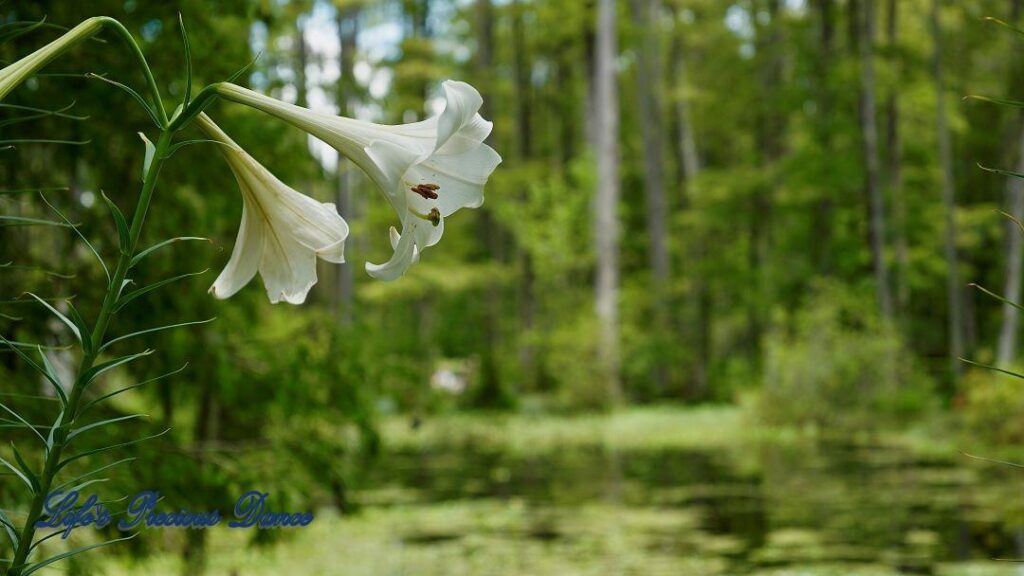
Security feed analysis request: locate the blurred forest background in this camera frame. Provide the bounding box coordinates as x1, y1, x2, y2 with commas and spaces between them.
6, 0, 1024, 574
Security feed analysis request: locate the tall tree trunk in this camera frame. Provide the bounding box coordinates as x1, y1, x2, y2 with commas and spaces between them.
669, 11, 709, 400
631, 0, 670, 395
295, 17, 308, 108
886, 0, 909, 314
931, 0, 964, 379
512, 0, 533, 158
812, 0, 834, 273
475, 0, 510, 404
749, 0, 786, 366
334, 7, 360, 325
997, 127, 1024, 366
506, 0, 536, 391
997, 0, 1024, 366
859, 0, 893, 318
595, 0, 622, 404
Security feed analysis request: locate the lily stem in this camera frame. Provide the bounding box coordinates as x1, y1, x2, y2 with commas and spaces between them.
97, 17, 168, 127
6, 129, 173, 575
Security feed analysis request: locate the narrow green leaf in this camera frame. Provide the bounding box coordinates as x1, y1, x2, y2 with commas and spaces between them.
179, 13, 193, 108
0, 102, 86, 120
56, 430, 169, 473
983, 16, 1024, 39
164, 138, 232, 158
960, 357, 1024, 380
81, 350, 154, 388
227, 50, 263, 84
86, 73, 160, 127
0, 138, 91, 147
52, 457, 135, 493
81, 363, 188, 416
10, 443, 39, 493
964, 94, 1024, 108
28, 528, 66, 552
0, 215, 71, 227
0, 186, 70, 196
68, 414, 147, 443
0, 335, 61, 394
0, 392, 60, 401
115, 269, 209, 312
45, 409, 64, 452
38, 347, 69, 407
38, 193, 110, 283
101, 191, 130, 255
969, 283, 1024, 314
0, 455, 34, 492
0, 508, 18, 548
0, 101, 86, 129
65, 302, 93, 354
0, 16, 46, 44
999, 209, 1024, 236
25, 292, 80, 343
22, 534, 135, 575
131, 237, 210, 268
0, 401, 46, 445
100, 318, 215, 352
138, 132, 157, 181
979, 163, 1024, 180
0, 341, 68, 351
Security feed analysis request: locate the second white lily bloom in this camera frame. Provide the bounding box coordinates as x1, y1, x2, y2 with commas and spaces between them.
216, 80, 501, 280
196, 113, 349, 304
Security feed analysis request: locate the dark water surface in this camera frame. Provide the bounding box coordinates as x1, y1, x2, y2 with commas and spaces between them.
363, 431, 1024, 574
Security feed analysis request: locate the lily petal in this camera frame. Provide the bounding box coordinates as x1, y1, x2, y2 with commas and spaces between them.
210, 201, 263, 300
217, 79, 501, 281
197, 113, 349, 304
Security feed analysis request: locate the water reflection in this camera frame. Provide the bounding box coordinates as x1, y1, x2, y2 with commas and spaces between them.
363, 434, 1024, 574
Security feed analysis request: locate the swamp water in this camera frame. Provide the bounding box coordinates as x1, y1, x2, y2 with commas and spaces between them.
108, 408, 1024, 575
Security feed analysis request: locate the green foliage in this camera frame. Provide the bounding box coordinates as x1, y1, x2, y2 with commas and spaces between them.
959, 366, 1024, 445
757, 282, 935, 429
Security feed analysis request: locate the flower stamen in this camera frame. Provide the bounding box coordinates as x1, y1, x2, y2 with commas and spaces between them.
410, 207, 442, 227
410, 183, 440, 200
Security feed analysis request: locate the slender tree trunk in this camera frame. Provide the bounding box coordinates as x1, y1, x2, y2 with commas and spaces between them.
931, 0, 964, 379
848, 0, 861, 53
334, 7, 359, 325
595, 0, 622, 404
859, 0, 893, 318
295, 17, 308, 108
812, 0, 834, 273
886, 0, 909, 314
749, 0, 785, 365
512, 0, 533, 158
998, 135, 1024, 367
669, 11, 709, 400
631, 0, 670, 395
474, 0, 510, 403
997, 0, 1024, 366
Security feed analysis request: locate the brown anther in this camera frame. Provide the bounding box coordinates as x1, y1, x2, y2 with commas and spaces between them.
411, 183, 440, 200
428, 208, 441, 226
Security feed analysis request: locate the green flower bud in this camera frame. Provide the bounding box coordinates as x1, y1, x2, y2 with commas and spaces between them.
0, 17, 105, 101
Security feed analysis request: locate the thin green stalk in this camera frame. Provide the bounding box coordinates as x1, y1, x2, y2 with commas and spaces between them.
96, 17, 168, 127
6, 130, 173, 576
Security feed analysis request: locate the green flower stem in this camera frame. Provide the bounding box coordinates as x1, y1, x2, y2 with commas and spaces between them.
96, 17, 168, 127
0, 17, 166, 128
168, 82, 221, 131
6, 129, 173, 576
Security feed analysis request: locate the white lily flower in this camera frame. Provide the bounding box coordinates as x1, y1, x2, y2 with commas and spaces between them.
216, 80, 501, 280
195, 113, 349, 304
0, 17, 104, 101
